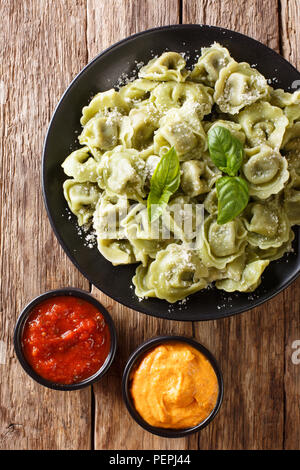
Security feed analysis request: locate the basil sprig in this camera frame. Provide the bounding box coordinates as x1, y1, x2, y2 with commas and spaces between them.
147, 147, 180, 223
207, 125, 249, 224
208, 125, 244, 176
216, 176, 249, 225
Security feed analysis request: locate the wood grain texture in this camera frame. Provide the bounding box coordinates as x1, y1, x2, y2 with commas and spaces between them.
1, 0, 299, 451
280, 0, 300, 450
86, 0, 197, 450
280, 0, 300, 69
183, 0, 287, 450
87, 0, 179, 57
0, 0, 91, 450
183, 0, 279, 51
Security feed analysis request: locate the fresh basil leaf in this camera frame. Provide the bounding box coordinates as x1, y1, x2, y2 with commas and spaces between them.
216, 176, 249, 224
147, 147, 180, 222
208, 125, 244, 176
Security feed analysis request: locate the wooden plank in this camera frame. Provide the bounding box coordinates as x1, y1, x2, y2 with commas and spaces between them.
87, 0, 179, 55
0, 0, 91, 450
280, 0, 300, 68
283, 281, 300, 450
183, 0, 279, 51
280, 0, 300, 450
86, 0, 197, 450
183, 0, 286, 450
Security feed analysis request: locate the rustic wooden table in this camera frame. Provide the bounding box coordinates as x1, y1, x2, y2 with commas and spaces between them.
1, 0, 299, 451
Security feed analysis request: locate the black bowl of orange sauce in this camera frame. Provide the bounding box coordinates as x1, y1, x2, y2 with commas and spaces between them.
13, 288, 117, 390
122, 336, 223, 437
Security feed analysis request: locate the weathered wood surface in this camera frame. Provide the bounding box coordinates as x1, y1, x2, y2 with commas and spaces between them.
0, 0, 91, 450
0, 0, 299, 450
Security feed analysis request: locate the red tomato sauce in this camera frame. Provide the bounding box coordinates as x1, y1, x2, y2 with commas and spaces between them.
22, 296, 111, 384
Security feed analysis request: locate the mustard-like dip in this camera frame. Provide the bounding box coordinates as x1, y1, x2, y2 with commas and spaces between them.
130, 341, 219, 429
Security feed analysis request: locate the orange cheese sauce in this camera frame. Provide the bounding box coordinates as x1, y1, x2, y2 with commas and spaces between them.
130, 341, 219, 429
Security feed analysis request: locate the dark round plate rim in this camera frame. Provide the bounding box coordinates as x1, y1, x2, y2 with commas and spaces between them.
42, 23, 300, 322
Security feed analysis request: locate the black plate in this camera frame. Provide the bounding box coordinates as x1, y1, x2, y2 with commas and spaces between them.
42, 24, 300, 321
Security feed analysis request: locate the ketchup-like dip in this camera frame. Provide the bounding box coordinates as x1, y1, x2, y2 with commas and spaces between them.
22, 296, 111, 384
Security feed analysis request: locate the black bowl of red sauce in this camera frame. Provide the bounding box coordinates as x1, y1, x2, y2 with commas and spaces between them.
13, 288, 117, 390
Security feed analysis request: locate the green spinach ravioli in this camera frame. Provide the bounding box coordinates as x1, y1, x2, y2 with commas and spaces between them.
62, 43, 300, 303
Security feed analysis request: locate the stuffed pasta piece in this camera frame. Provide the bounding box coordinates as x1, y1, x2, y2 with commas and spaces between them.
133, 244, 210, 303
243, 198, 291, 250
97, 146, 146, 202
180, 157, 221, 197
237, 101, 289, 149
61, 147, 98, 182
216, 259, 270, 292
126, 101, 160, 150
150, 81, 213, 116
79, 112, 122, 155
241, 144, 289, 199
119, 78, 160, 104
93, 193, 137, 265
154, 100, 207, 159
63, 180, 100, 226
214, 61, 268, 114
189, 43, 234, 86
139, 52, 189, 82
269, 87, 300, 126
198, 214, 248, 270
121, 202, 173, 266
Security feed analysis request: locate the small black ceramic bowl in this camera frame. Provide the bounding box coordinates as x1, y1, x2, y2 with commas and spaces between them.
43, 24, 300, 322
122, 335, 223, 438
13, 287, 117, 391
